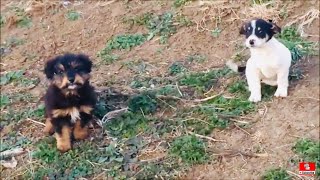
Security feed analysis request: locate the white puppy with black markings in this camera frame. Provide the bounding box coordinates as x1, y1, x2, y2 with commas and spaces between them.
227, 18, 292, 102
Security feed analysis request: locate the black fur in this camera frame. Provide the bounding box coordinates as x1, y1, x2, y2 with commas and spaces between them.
44, 53, 92, 80
239, 18, 281, 42
44, 53, 96, 141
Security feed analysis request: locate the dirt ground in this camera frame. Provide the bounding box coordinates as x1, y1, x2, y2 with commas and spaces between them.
0, 0, 319, 179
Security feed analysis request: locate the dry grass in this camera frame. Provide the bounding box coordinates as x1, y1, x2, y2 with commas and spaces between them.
285, 8, 320, 37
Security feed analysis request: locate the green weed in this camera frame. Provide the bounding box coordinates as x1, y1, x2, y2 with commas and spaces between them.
170, 135, 207, 164
206, 95, 255, 116
135, 158, 181, 179
104, 111, 150, 138
0, 70, 24, 85
123, 12, 153, 27
262, 168, 291, 180
146, 12, 176, 43
179, 68, 231, 92
98, 34, 146, 63
168, 62, 187, 75
278, 27, 317, 63
128, 92, 158, 114
107, 34, 146, 51
211, 28, 222, 38
228, 79, 249, 96
30, 140, 117, 179
293, 139, 320, 176
0, 15, 4, 27
0, 133, 32, 152
251, 0, 272, 5
176, 14, 194, 27
0, 104, 44, 126
186, 54, 206, 63
0, 94, 10, 109
174, 0, 192, 8
66, 10, 81, 21
12, 7, 32, 28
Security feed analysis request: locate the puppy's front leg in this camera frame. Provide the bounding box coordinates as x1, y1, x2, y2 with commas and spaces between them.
246, 68, 262, 102
274, 69, 289, 97
55, 125, 72, 152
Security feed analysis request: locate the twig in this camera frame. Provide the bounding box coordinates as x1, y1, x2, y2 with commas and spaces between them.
0, 148, 25, 159
26, 118, 45, 126
182, 118, 213, 126
211, 150, 269, 158
217, 114, 250, 124
229, 118, 250, 124
156, 96, 177, 111
175, 82, 183, 97
187, 131, 225, 142
286, 170, 304, 180
193, 92, 222, 103
100, 108, 128, 124
156, 95, 183, 101
234, 124, 251, 136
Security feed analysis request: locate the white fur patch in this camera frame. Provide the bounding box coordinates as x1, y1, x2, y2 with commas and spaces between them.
69, 107, 80, 123
245, 37, 292, 102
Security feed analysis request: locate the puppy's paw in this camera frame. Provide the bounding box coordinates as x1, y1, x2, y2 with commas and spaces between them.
73, 127, 88, 140
274, 88, 287, 97
57, 141, 71, 153
43, 118, 54, 135
43, 126, 54, 136
249, 93, 261, 102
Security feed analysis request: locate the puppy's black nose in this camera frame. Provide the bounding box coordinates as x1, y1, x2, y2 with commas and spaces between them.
249, 39, 255, 45
68, 77, 75, 83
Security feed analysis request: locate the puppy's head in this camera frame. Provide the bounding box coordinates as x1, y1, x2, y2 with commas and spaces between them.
44, 53, 92, 91
239, 19, 281, 48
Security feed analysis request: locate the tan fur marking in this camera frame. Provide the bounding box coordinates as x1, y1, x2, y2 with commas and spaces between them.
52, 107, 80, 123
55, 126, 71, 152
70, 61, 80, 68
59, 76, 69, 88
43, 118, 54, 135
80, 105, 93, 114
57, 64, 65, 71
74, 74, 84, 85
64, 90, 79, 96
73, 121, 88, 140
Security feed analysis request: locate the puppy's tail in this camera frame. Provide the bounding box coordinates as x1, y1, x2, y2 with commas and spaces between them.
226, 60, 246, 73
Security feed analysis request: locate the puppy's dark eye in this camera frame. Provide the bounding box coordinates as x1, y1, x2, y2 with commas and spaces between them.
55, 70, 63, 75
74, 67, 82, 72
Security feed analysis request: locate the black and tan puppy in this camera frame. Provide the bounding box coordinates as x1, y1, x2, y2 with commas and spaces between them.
43, 53, 96, 152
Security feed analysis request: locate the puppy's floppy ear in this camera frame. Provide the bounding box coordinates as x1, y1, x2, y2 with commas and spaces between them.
77, 54, 92, 73
239, 23, 246, 35
268, 20, 281, 34
271, 24, 281, 34
44, 58, 58, 79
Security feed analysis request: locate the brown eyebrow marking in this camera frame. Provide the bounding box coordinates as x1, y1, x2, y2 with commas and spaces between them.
70, 61, 80, 68
57, 64, 65, 71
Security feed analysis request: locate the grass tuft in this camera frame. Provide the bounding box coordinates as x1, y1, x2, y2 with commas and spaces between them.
66, 10, 81, 21
98, 34, 146, 63
179, 68, 231, 92
128, 92, 158, 114
170, 135, 207, 164
262, 168, 291, 180
174, 0, 192, 8
146, 12, 177, 43
292, 139, 320, 176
